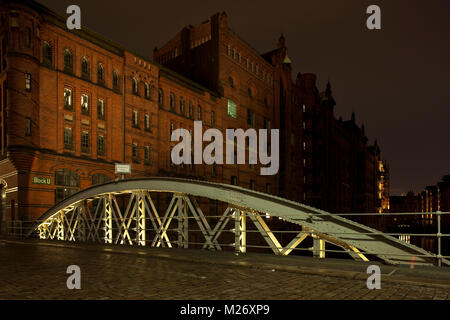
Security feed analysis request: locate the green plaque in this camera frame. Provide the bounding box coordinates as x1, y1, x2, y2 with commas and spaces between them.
33, 177, 52, 185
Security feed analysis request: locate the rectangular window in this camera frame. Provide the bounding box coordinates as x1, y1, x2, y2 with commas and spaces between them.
228, 100, 237, 118
247, 109, 255, 127
250, 180, 255, 190
189, 101, 193, 119
180, 97, 185, 115
145, 114, 151, 131
291, 133, 295, 145
81, 131, 90, 153
132, 110, 139, 128
64, 127, 73, 150
144, 145, 151, 164
97, 99, 105, 120
25, 73, 31, 91
81, 94, 89, 115
231, 176, 237, 186
197, 105, 202, 120
211, 111, 215, 126
97, 135, 105, 156
26, 117, 31, 136
64, 88, 73, 110
264, 118, 271, 130
132, 143, 138, 159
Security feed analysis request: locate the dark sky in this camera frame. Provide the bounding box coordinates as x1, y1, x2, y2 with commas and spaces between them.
37, 0, 450, 195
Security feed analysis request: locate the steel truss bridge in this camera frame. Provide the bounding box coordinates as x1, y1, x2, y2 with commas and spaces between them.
27, 178, 449, 266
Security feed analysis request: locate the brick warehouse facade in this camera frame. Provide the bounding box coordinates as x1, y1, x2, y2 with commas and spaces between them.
0, 0, 389, 227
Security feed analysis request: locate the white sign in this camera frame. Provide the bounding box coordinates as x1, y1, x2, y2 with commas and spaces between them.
115, 163, 131, 175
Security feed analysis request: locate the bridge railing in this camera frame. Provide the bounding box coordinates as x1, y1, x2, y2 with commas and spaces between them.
4, 220, 35, 239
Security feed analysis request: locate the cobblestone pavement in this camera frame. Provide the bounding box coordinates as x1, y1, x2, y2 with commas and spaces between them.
0, 240, 449, 300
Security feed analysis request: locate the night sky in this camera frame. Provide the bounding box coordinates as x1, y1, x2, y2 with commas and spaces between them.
37, 0, 450, 195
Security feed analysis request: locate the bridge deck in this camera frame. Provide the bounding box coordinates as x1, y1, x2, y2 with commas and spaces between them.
1, 238, 449, 300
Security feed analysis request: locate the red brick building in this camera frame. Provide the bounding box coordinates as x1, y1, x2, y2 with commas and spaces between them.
0, 0, 388, 228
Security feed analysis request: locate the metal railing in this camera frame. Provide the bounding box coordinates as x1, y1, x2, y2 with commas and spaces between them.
5, 221, 35, 238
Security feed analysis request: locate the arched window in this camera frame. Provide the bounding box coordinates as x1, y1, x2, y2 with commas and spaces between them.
54, 169, 80, 204
132, 78, 138, 95
97, 63, 104, 83
113, 70, 119, 91
42, 42, 52, 67
81, 57, 89, 79
248, 88, 253, 99
92, 173, 112, 186
170, 93, 175, 110
158, 89, 164, 106
64, 49, 73, 72
228, 76, 234, 88
144, 82, 150, 99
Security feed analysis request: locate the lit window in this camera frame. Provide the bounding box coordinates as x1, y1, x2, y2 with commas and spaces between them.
81, 57, 89, 79
81, 94, 89, 115
303, 104, 306, 113
132, 110, 139, 128
97, 99, 105, 120
132, 78, 138, 95
25, 73, 31, 91
145, 114, 151, 131
145, 83, 150, 99
228, 100, 237, 118
64, 88, 72, 110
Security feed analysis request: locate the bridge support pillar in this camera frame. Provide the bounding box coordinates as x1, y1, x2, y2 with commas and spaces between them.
313, 235, 325, 259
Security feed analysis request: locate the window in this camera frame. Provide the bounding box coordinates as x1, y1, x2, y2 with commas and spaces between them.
197, 105, 202, 120
228, 100, 237, 118
303, 104, 306, 113
24, 27, 31, 48
132, 78, 138, 95
64, 127, 73, 150
291, 133, 295, 145
238, 53, 241, 64
132, 110, 139, 128
113, 70, 119, 91
227, 45, 231, 56
97, 99, 105, 120
144, 145, 152, 164
97, 135, 105, 156
250, 180, 255, 190
228, 76, 234, 88
25, 73, 31, 91
264, 97, 269, 108
81, 94, 89, 115
232, 49, 236, 60
231, 176, 237, 186
248, 88, 253, 99
92, 174, 111, 186
211, 111, 215, 126
180, 97, 185, 115
81, 57, 89, 79
170, 93, 175, 110
246, 58, 249, 70
97, 63, 104, 84
81, 131, 90, 153
303, 141, 307, 151
170, 122, 174, 136
145, 83, 150, 99
266, 183, 271, 194
264, 118, 271, 130
26, 118, 31, 136
158, 89, 164, 106
64, 49, 73, 72
145, 114, 151, 131
189, 101, 193, 118
247, 109, 255, 127
42, 42, 52, 67
132, 143, 138, 159
64, 88, 73, 110
55, 169, 79, 204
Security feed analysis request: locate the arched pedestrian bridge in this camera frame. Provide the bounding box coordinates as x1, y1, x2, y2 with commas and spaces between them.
27, 177, 449, 267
